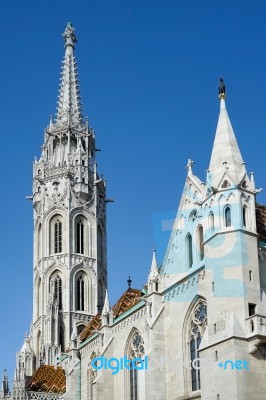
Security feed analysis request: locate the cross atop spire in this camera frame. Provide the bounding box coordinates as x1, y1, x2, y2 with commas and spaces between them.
55, 22, 84, 128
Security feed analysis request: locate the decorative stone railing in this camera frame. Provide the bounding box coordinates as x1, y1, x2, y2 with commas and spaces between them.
27, 392, 63, 400
246, 314, 266, 337
71, 311, 92, 323
37, 254, 95, 272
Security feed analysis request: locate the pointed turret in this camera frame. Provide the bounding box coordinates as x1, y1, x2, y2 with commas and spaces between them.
149, 249, 158, 279
102, 289, 110, 316
148, 250, 160, 294
55, 22, 83, 127
1, 370, 9, 397
209, 79, 246, 188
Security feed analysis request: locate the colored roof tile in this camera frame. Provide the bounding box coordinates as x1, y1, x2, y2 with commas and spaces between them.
27, 365, 66, 393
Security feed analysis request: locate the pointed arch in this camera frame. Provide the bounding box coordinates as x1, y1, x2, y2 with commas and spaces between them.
49, 271, 63, 310
77, 324, 86, 335
125, 328, 145, 400
224, 205, 231, 227
209, 212, 214, 233
76, 272, 85, 311
189, 210, 197, 222
76, 217, 85, 254
218, 193, 226, 204
50, 214, 63, 254
186, 233, 193, 268
196, 225, 204, 261
227, 192, 236, 202
71, 265, 94, 314
183, 296, 207, 393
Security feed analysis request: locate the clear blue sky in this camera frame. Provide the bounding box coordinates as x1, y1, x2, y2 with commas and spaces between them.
1, 0, 266, 382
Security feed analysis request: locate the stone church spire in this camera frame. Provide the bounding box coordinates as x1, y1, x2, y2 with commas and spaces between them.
209, 79, 246, 187
11, 23, 109, 381
56, 22, 83, 127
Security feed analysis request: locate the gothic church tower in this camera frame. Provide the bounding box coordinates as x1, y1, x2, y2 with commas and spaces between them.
14, 23, 107, 386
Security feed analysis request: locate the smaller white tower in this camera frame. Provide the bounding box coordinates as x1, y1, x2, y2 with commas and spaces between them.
0, 370, 10, 399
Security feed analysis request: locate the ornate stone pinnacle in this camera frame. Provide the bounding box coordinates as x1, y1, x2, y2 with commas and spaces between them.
219, 78, 226, 100
62, 22, 77, 48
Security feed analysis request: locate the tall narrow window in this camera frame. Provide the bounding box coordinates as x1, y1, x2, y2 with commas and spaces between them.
188, 300, 207, 392
54, 275, 62, 310
50, 215, 63, 254
127, 331, 145, 400
76, 220, 84, 254
225, 206, 231, 227
190, 334, 201, 391
76, 275, 85, 311
130, 367, 138, 400
187, 234, 193, 268
197, 225, 204, 261
243, 206, 247, 227
209, 212, 214, 233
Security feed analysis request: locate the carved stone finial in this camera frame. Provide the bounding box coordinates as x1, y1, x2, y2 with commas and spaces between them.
62, 22, 77, 48
219, 78, 226, 99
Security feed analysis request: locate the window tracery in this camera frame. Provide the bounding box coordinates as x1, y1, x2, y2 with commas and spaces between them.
188, 300, 207, 392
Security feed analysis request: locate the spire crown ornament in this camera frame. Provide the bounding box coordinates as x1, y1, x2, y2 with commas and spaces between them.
219, 78, 226, 100
62, 22, 77, 50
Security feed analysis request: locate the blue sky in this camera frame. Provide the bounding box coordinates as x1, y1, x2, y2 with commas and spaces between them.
1, 0, 266, 382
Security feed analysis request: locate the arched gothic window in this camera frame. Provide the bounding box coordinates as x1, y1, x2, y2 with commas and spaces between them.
50, 215, 63, 254
197, 225, 204, 261
224, 206, 231, 227
188, 300, 207, 392
186, 234, 193, 268
77, 324, 86, 335
76, 219, 84, 254
127, 331, 145, 400
209, 212, 214, 233
50, 273, 63, 310
76, 274, 85, 311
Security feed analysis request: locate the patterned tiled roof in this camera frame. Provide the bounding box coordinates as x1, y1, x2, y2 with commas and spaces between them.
256, 204, 266, 242
112, 288, 142, 318
79, 312, 102, 342
27, 365, 66, 393
79, 288, 142, 342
